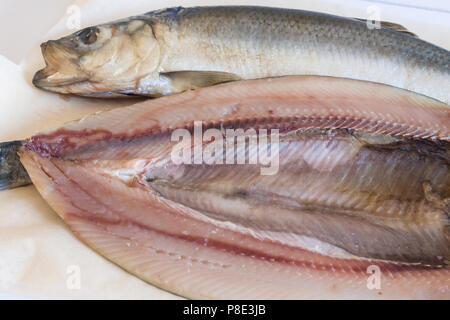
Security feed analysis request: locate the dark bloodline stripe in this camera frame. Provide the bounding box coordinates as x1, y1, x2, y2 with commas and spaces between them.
66, 210, 449, 275
26, 115, 446, 158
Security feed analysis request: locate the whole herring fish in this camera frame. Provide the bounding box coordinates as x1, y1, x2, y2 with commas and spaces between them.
33, 6, 450, 103
16, 76, 450, 299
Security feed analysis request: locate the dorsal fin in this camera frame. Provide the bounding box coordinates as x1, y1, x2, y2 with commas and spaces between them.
354, 18, 418, 37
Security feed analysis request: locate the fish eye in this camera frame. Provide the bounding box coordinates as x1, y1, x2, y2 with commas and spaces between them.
78, 27, 99, 45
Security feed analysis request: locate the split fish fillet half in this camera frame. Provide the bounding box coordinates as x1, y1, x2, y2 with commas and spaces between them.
19, 76, 449, 299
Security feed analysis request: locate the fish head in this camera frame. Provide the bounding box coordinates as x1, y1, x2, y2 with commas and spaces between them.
33, 20, 161, 97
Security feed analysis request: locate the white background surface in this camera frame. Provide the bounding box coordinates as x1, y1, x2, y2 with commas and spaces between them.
0, 0, 449, 299
0, 0, 75, 64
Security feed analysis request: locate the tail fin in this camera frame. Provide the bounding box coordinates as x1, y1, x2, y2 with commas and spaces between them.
0, 140, 31, 190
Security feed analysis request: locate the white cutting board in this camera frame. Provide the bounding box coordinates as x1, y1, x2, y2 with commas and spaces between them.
0, 0, 449, 299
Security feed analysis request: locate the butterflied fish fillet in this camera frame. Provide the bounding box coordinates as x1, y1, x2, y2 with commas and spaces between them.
19, 76, 449, 299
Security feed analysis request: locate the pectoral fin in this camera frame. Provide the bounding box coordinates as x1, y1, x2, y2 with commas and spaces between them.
160, 71, 241, 92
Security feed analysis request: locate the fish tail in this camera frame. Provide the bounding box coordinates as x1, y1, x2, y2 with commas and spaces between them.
0, 140, 31, 190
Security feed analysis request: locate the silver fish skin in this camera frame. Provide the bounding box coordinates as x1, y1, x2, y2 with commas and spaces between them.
33, 6, 450, 103
0, 141, 31, 190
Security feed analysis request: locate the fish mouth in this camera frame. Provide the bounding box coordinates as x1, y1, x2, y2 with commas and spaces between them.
32, 41, 89, 91
32, 68, 89, 89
